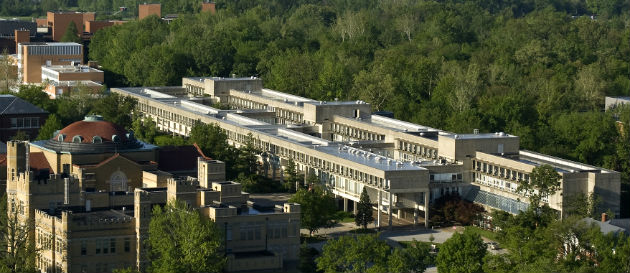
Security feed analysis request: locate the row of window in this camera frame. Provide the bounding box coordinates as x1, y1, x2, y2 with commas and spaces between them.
331, 123, 385, 141
10, 117, 39, 129
398, 140, 437, 159
472, 160, 530, 182
81, 237, 131, 256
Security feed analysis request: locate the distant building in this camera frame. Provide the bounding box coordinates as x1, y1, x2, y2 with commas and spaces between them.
139, 3, 162, 20
46, 11, 95, 42
201, 2, 217, 14
113, 76, 622, 227
17, 42, 83, 84
6, 115, 300, 273
0, 94, 48, 141
0, 20, 36, 54
41, 64, 104, 98
605, 96, 630, 111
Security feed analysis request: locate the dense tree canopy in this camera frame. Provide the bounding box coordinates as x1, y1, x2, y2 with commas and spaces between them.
148, 201, 225, 273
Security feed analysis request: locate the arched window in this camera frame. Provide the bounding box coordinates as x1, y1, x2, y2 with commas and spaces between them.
112, 135, 120, 143
72, 135, 83, 143
126, 130, 134, 140
109, 170, 128, 192
92, 136, 102, 144
57, 134, 65, 142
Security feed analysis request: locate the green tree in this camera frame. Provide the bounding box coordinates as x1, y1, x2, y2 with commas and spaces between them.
517, 164, 561, 208
14, 85, 56, 113
316, 234, 389, 273
284, 159, 301, 193
235, 133, 260, 175
60, 21, 82, 43
35, 114, 62, 140
299, 243, 319, 273
10, 131, 29, 141
91, 93, 137, 129
388, 240, 431, 273
355, 187, 374, 229
436, 230, 487, 273
148, 200, 225, 273
0, 194, 38, 273
0, 49, 17, 92
289, 186, 340, 236
131, 115, 158, 143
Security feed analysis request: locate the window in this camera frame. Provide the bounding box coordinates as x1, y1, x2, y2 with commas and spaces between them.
124, 238, 130, 253
95, 240, 101, 254
110, 238, 116, 254
81, 240, 87, 256
9, 117, 39, 129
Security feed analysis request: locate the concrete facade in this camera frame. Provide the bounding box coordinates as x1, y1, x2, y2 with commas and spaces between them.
17, 42, 83, 84
113, 76, 621, 222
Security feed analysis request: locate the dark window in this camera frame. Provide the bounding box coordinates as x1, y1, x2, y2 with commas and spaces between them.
124, 238, 130, 253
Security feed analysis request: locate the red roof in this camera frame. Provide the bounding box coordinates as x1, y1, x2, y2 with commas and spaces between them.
55, 120, 128, 143
29, 152, 52, 172
157, 144, 210, 173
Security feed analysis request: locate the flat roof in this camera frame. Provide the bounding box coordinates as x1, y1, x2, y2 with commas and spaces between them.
314, 145, 426, 171
42, 65, 103, 73
443, 132, 517, 140
185, 76, 260, 82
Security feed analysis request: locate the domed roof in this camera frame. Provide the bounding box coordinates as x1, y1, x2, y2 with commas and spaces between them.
53, 115, 130, 144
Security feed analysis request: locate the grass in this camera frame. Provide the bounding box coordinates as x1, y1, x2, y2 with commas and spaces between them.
399, 240, 436, 248
337, 211, 355, 223
465, 226, 503, 243
300, 234, 327, 244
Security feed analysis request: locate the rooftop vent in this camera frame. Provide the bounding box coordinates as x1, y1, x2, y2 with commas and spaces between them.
84, 115, 103, 122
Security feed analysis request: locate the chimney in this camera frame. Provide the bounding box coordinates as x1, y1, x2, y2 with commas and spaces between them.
14, 29, 30, 51
601, 212, 608, 222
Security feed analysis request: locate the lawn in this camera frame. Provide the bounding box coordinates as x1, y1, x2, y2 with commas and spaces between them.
465, 226, 503, 243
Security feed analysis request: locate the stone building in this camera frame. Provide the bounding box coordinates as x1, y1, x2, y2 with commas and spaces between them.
6, 115, 300, 273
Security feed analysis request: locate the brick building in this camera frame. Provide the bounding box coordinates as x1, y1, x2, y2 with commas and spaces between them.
138, 3, 162, 20
0, 95, 48, 141
17, 42, 83, 84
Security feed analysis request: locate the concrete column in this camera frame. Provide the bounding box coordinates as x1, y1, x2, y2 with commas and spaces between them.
413, 208, 418, 226
377, 190, 382, 229
343, 198, 348, 212
353, 200, 358, 215
424, 191, 430, 228
388, 191, 393, 230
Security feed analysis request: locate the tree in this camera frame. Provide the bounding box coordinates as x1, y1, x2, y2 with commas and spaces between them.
131, 115, 157, 143
284, 159, 301, 193
14, 85, 56, 113
91, 93, 137, 129
60, 21, 82, 43
299, 243, 319, 273
289, 186, 340, 236
35, 114, 62, 140
235, 133, 260, 175
517, 164, 561, 208
148, 200, 225, 273
0, 49, 17, 92
10, 131, 28, 141
355, 187, 374, 229
316, 234, 430, 273
316, 234, 389, 273
350, 66, 395, 111
0, 194, 38, 273
436, 230, 487, 273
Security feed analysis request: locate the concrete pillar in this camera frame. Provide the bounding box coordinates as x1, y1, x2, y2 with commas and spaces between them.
424, 191, 430, 228
377, 190, 382, 229
343, 198, 348, 212
388, 191, 393, 230
353, 200, 358, 215
413, 208, 418, 226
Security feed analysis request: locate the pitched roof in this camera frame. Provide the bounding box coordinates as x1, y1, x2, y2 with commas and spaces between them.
29, 152, 52, 172
157, 144, 210, 173
0, 95, 47, 115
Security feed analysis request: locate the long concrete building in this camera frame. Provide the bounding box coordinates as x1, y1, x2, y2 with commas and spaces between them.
112, 77, 621, 227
